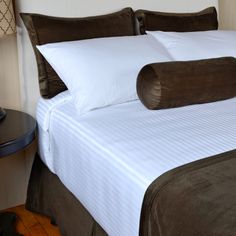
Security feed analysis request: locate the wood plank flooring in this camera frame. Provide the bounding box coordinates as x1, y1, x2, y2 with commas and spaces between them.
1, 205, 61, 236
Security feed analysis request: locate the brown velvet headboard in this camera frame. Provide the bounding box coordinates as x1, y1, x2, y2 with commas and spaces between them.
20, 8, 136, 98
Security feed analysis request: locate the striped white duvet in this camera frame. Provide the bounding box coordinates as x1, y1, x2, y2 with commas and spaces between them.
37, 91, 236, 236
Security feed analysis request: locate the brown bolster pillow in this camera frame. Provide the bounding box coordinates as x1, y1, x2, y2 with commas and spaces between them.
137, 57, 236, 110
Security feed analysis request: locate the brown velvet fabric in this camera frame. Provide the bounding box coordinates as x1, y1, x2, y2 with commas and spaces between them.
20, 8, 136, 98
140, 149, 236, 236
137, 57, 236, 110
26, 154, 107, 236
135, 7, 218, 34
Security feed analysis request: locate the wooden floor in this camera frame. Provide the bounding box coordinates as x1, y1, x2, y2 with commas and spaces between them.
1, 205, 61, 236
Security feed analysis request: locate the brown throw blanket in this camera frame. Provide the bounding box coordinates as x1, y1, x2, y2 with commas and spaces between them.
139, 149, 236, 236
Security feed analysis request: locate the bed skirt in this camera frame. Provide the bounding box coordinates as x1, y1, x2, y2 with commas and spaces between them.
26, 154, 107, 236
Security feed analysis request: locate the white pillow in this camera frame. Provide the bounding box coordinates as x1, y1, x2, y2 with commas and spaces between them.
147, 30, 236, 61
37, 35, 172, 115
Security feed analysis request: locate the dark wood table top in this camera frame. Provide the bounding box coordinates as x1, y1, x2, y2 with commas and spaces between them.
0, 109, 37, 158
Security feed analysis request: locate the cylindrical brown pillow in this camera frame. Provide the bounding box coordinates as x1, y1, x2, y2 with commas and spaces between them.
137, 57, 236, 110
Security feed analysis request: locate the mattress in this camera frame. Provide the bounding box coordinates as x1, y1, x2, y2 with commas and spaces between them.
37, 92, 236, 236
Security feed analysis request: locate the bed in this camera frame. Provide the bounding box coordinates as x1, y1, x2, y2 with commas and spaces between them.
19, 3, 236, 236
30, 91, 236, 236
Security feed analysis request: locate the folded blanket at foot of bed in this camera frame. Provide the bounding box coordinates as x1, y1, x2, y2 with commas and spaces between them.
140, 149, 236, 236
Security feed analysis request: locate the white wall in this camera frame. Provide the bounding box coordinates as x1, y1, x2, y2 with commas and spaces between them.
219, 0, 236, 29
0, 144, 36, 210
0, 0, 218, 210
17, 0, 218, 16
0, 35, 21, 110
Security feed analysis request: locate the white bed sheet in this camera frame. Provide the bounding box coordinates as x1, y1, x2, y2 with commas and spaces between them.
37, 93, 236, 236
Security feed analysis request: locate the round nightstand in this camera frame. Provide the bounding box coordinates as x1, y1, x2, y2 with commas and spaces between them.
0, 109, 37, 158
0, 109, 37, 236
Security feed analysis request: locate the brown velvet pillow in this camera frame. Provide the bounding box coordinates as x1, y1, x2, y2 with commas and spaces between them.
135, 7, 218, 35
20, 8, 136, 98
137, 57, 236, 110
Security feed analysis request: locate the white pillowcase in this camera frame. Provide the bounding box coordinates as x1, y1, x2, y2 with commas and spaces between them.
37, 35, 172, 115
147, 30, 236, 61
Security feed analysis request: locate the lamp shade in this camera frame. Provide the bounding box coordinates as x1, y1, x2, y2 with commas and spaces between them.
0, 0, 16, 36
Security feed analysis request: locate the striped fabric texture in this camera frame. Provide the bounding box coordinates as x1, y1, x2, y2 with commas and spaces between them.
37, 95, 236, 236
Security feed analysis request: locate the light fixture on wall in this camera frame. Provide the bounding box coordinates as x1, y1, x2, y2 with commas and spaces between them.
0, 0, 16, 121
